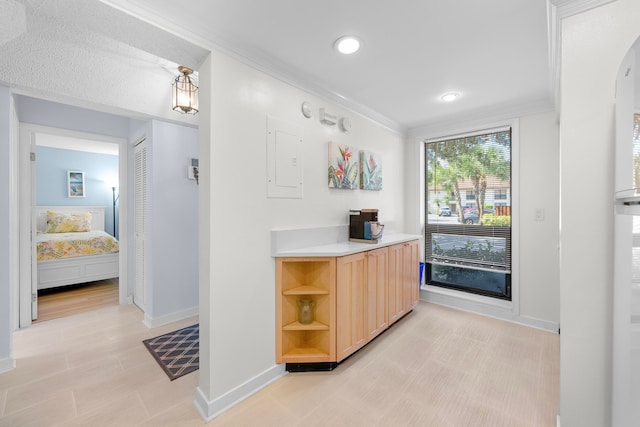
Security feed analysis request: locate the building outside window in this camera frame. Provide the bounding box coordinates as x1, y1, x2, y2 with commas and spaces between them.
495, 189, 507, 200
465, 190, 475, 200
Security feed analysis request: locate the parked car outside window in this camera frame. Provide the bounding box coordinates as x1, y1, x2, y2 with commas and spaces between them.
459, 208, 495, 224
438, 207, 451, 216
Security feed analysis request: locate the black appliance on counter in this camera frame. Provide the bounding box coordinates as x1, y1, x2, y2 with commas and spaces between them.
349, 209, 379, 242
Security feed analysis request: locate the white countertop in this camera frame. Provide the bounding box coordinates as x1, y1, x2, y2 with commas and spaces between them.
273, 233, 421, 257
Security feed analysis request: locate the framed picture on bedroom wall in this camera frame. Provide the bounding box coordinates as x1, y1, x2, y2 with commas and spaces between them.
68, 171, 85, 198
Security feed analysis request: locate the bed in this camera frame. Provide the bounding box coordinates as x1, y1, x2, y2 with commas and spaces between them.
36, 206, 119, 290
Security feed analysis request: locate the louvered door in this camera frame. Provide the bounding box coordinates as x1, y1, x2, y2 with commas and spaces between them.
134, 140, 147, 309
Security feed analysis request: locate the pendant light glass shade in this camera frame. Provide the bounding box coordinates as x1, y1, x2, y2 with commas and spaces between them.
172, 66, 199, 114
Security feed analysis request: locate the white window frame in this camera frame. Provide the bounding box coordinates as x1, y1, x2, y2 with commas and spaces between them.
419, 118, 520, 321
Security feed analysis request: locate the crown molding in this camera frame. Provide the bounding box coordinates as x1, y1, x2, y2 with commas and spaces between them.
98, 0, 406, 136
407, 98, 554, 141
550, 0, 616, 18
104, 0, 614, 139
208, 40, 407, 136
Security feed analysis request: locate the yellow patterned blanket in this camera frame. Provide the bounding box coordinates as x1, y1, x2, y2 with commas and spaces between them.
37, 230, 119, 261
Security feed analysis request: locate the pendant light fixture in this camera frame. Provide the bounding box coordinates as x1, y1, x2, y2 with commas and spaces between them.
172, 66, 199, 114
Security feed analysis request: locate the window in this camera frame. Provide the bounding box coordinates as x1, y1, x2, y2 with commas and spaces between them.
425, 127, 512, 300
495, 189, 507, 200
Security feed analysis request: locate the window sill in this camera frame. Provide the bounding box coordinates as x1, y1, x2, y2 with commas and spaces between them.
420, 284, 514, 318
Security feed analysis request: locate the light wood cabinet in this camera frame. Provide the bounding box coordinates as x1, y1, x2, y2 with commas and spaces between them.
403, 239, 420, 311
276, 239, 419, 368
388, 240, 420, 325
336, 252, 367, 361
388, 243, 405, 324
365, 247, 389, 341
276, 257, 336, 364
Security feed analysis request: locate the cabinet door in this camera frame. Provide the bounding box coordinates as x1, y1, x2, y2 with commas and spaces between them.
336, 252, 367, 361
365, 247, 388, 340
403, 240, 420, 311
388, 243, 405, 324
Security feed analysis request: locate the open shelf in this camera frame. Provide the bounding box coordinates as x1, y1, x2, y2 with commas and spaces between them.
283, 320, 329, 331
283, 285, 329, 296
276, 257, 336, 364
282, 347, 331, 360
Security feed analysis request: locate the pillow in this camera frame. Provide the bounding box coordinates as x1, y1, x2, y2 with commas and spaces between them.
45, 211, 92, 233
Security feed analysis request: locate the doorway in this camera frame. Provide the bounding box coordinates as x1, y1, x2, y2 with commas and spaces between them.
18, 122, 128, 327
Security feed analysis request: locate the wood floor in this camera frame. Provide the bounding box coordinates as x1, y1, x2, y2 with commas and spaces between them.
34, 279, 119, 323
1, 301, 559, 426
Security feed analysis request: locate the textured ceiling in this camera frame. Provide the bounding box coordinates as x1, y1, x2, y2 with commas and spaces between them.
13, 0, 207, 71
0, 0, 208, 125
0, 1, 26, 46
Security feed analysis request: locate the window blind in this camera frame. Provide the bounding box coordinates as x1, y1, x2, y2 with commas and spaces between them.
424, 128, 512, 274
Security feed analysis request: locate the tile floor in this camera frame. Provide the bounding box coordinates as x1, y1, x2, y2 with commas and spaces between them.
0, 301, 559, 426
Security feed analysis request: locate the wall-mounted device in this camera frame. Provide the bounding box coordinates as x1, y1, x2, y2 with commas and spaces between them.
301, 101, 313, 118
339, 117, 351, 133
319, 108, 337, 126
188, 158, 199, 184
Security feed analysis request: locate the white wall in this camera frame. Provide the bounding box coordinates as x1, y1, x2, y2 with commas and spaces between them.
519, 112, 560, 324
196, 49, 406, 417
559, 1, 640, 425
0, 86, 13, 372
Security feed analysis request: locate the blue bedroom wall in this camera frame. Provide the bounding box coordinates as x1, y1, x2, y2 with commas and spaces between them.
36, 146, 119, 237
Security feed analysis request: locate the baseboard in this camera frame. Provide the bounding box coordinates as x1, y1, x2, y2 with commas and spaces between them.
421, 288, 559, 333
142, 306, 199, 328
517, 314, 559, 333
421, 287, 513, 318
193, 364, 286, 422
0, 356, 16, 374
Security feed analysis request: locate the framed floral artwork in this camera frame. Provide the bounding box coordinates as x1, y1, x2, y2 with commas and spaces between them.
360, 150, 383, 190
328, 142, 359, 189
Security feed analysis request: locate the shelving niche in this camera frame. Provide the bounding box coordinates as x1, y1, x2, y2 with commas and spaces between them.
276, 257, 336, 363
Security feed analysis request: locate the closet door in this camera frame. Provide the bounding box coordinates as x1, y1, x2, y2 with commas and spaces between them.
134, 140, 147, 309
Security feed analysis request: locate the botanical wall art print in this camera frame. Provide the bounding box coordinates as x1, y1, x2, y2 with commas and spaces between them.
68, 171, 85, 197
360, 150, 383, 190
328, 141, 359, 189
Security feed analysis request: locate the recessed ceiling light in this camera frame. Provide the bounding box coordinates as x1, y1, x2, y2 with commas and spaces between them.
440, 92, 461, 102
334, 36, 361, 55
